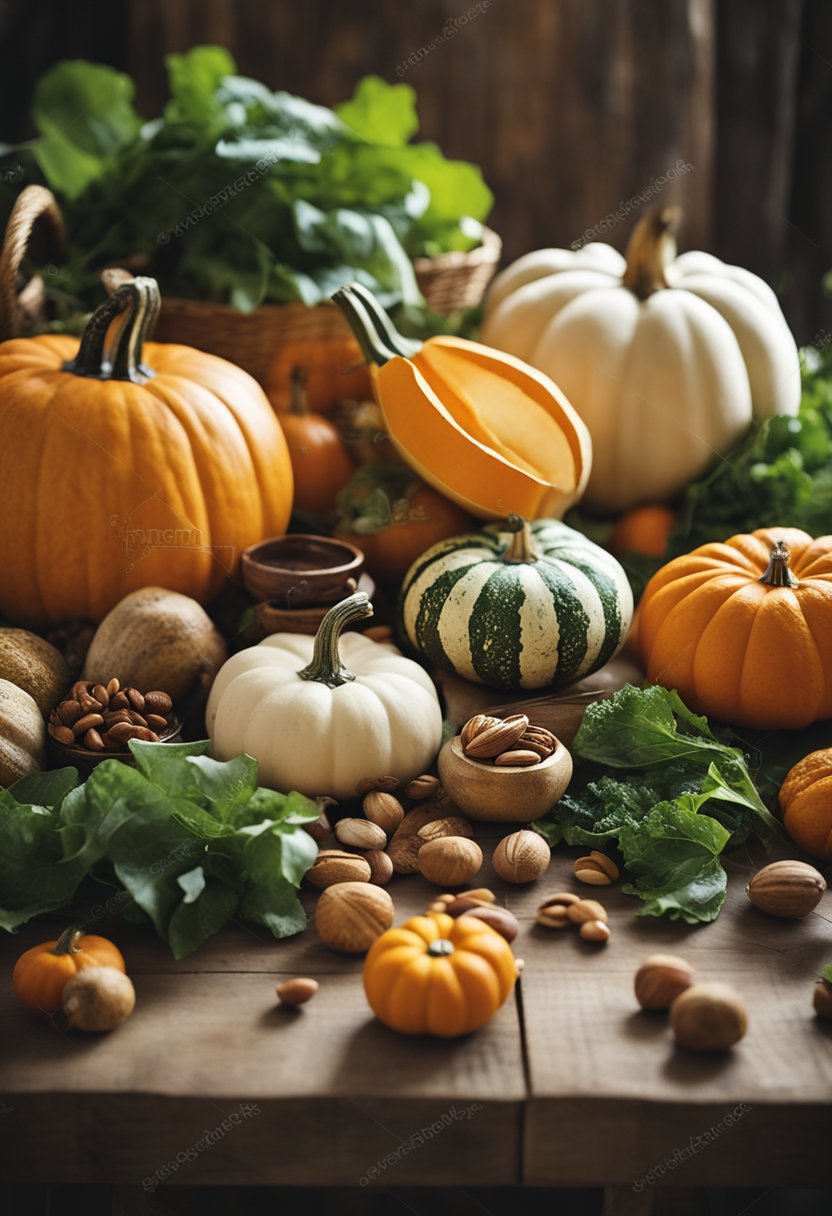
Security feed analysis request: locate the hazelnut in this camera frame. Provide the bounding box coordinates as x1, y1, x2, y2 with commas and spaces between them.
634, 954, 695, 1010
314, 882, 394, 954
363, 791, 404, 835
335, 817, 388, 850
418, 836, 483, 887
670, 982, 748, 1052
276, 977, 319, 1007
746, 860, 826, 919
492, 830, 551, 884
306, 849, 371, 888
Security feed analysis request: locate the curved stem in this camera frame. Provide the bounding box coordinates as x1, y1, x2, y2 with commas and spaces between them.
65, 276, 159, 383
501, 515, 540, 563
54, 927, 83, 956
332, 283, 422, 367
290, 366, 309, 416
622, 207, 681, 300
298, 592, 374, 688
760, 541, 799, 588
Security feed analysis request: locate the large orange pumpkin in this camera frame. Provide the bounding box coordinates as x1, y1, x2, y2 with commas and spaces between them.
638, 527, 832, 729
0, 277, 293, 626
779, 749, 832, 861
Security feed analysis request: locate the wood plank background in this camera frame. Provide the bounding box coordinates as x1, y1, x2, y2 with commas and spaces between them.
0, 0, 829, 342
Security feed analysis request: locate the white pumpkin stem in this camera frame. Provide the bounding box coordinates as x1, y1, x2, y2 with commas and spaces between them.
622, 207, 681, 300
502, 515, 540, 563
760, 541, 799, 588
298, 592, 374, 688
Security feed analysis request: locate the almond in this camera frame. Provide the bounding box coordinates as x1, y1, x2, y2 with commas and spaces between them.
567, 898, 608, 925
494, 748, 541, 767
276, 977, 319, 1007
335, 818, 388, 850
579, 919, 611, 944
746, 860, 826, 919
458, 905, 519, 943
460, 714, 500, 749
405, 774, 441, 801
363, 791, 404, 835
365, 849, 394, 886
464, 715, 529, 760
574, 851, 620, 885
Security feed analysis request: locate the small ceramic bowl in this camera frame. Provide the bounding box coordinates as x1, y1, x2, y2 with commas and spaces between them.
47, 715, 183, 777
253, 573, 376, 636
437, 734, 573, 822
241, 535, 364, 606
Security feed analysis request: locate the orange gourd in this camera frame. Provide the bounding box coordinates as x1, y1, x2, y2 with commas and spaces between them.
363, 912, 518, 1037
12, 927, 126, 1015
332, 283, 591, 521
610, 504, 676, 558
266, 337, 372, 413
779, 749, 832, 861
0, 277, 293, 627
274, 369, 355, 518
638, 527, 832, 729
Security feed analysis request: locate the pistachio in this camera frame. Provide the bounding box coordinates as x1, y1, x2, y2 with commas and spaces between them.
335, 818, 388, 850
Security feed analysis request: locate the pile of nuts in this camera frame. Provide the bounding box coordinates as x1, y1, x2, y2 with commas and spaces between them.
461, 713, 557, 768
47, 679, 174, 753
537, 891, 611, 943
573, 850, 620, 886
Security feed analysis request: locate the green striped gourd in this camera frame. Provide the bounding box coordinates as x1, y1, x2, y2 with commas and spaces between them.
399, 516, 633, 690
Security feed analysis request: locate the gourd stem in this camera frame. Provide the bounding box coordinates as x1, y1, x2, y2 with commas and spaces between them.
428, 939, 455, 957
501, 515, 540, 563
54, 927, 83, 956
298, 592, 374, 688
65, 276, 160, 384
622, 207, 680, 300
290, 366, 308, 416
332, 283, 423, 367
760, 541, 799, 588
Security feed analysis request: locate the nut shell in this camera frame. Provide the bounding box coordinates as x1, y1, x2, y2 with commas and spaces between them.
366, 849, 394, 886
276, 977, 319, 1007
314, 882, 394, 953
307, 849, 371, 888
418, 836, 483, 887
670, 982, 748, 1052
492, 830, 550, 884
746, 860, 826, 919
363, 791, 404, 835
634, 954, 695, 1010
458, 905, 519, 943
335, 818, 388, 850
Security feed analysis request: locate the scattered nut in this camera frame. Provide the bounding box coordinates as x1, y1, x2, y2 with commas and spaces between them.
418, 836, 483, 887
492, 830, 551, 884
417, 816, 474, 843
746, 860, 826, 919
48, 723, 76, 747
567, 898, 608, 925
144, 691, 173, 714
303, 800, 335, 844
335, 818, 388, 850
366, 849, 394, 886
634, 954, 695, 1010
459, 905, 520, 943
363, 791, 405, 835
276, 977, 319, 1007
405, 775, 441, 800
306, 849, 371, 888
314, 882, 394, 953
444, 889, 497, 916
355, 775, 400, 796
536, 892, 579, 928
574, 851, 620, 885
579, 919, 611, 944
813, 980, 832, 1021
385, 833, 424, 875
62, 967, 136, 1032
670, 982, 748, 1052
389, 803, 448, 841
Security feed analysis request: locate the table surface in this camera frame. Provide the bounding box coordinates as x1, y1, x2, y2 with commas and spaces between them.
2, 823, 831, 1194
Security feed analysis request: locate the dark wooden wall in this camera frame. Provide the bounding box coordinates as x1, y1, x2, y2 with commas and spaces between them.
1, 0, 829, 341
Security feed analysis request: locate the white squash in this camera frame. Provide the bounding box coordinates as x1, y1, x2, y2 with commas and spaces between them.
481, 208, 801, 512
206, 593, 443, 800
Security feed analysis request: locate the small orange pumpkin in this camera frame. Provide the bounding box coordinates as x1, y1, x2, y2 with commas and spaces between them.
273, 369, 355, 518
638, 527, 832, 729
779, 749, 832, 861
266, 337, 372, 414
363, 912, 518, 1037
12, 927, 126, 1015
610, 504, 676, 558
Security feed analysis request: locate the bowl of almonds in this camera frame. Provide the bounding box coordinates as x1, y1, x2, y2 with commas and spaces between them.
46, 678, 181, 772
437, 712, 573, 821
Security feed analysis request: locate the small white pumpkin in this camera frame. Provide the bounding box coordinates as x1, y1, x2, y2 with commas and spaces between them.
206, 593, 442, 799
481, 208, 801, 512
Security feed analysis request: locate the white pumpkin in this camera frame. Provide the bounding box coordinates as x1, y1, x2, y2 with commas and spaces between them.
206, 593, 442, 799
481, 208, 801, 511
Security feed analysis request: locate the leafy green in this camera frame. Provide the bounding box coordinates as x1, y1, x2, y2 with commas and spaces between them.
0, 740, 319, 957
535, 685, 785, 923
822, 964, 832, 987
0, 51, 492, 315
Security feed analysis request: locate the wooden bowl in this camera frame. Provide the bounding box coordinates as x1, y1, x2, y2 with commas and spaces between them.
437, 735, 573, 822
46, 715, 183, 776
241, 535, 364, 606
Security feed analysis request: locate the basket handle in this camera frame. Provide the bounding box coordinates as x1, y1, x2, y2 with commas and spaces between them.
0, 185, 66, 340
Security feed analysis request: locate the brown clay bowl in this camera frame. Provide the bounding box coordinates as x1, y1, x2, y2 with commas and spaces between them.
437, 734, 573, 822
253, 573, 376, 636
241, 535, 365, 606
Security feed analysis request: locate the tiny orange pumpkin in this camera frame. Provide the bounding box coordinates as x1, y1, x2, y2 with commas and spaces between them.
610, 504, 676, 558
779, 748, 832, 861
274, 368, 355, 518
363, 911, 518, 1037
12, 927, 126, 1015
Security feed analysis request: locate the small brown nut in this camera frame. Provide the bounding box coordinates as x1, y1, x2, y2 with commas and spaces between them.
84, 728, 106, 752
417, 816, 473, 843
365, 849, 394, 886
405, 774, 441, 800
813, 980, 832, 1020
429, 899, 449, 913
144, 691, 173, 714
78, 692, 101, 714
385, 834, 423, 875
72, 712, 105, 737
306, 849, 371, 888
128, 710, 148, 726
335, 818, 388, 850
126, 688, 145, 712
276, 977, 319, 1007
444, 889, 497, 916
107, 721, 141, 745
48, 723, 76, 747
355, 775, 400, 796
303, 800, 335, 844
106, 677, 120, 697
494, 749, 541, 767
670, 982, 748, 1052
314, 882, 394, 953
71, 680, 92, 701
459, 905, 520, 943
110, 691, 130, 710
579, 919, 611, 944
104, 709, 132, 727
460, 714, 500, 748
464, 715, 529, 760
567, 898, 608, 925
363, 791, 404, 835
57, 699, 83, 727
535, 892, 579, 928
574, 851, 620, 886
91, 684, 110, 708
634, 954, 696, 1011
515, 734, 555, 759
130, 727, 159, 743
418, 837, 483, 887
145, 713, 169, 732
746, 860, 826, 919
492, 830, 551, 884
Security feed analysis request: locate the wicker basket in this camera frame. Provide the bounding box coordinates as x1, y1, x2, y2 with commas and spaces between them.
0, 185, 66, 341
413, 225, 502, 315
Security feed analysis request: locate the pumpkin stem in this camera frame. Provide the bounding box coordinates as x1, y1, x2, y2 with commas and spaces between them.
332, 283, 422, 367
428, 939, 455, 958
760, 541, 799, 588
290, 366, 309, 416
54, 927, 84, 956
65, 276, 160, 384
501, 515, 540, 563
622, 207, 681, 300
298, 591, 374, 688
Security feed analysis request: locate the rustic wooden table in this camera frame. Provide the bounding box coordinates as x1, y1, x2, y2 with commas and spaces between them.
1, 829, 831, 1209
